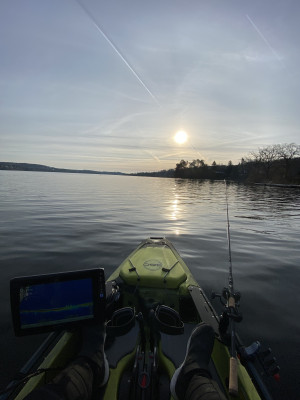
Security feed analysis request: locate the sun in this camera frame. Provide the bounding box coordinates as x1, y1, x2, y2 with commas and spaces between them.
174, 130, 188, 144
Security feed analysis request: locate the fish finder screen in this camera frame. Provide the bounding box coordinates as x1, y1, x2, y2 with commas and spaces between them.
19, 278, 94, 329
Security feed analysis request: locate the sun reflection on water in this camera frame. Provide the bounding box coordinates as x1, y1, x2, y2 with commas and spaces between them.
170, 198, 179, 220
166, 193, 185, 236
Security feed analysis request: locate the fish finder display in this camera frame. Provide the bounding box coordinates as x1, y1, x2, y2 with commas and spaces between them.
11, 268, 105, 335
19, 278, 94, 329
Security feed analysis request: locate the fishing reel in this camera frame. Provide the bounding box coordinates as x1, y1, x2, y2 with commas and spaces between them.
212, 287, 241, 312
212, 287, 240, 303
211, 287, 242, 336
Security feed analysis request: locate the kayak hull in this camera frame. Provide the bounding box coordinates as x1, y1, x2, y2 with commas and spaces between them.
4, 238, 265, 400
105, 238, 261, 400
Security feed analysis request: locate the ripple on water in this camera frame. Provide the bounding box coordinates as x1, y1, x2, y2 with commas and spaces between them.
0, 172, 300, 398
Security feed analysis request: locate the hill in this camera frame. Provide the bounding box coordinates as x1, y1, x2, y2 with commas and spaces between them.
0, 162, 127, 176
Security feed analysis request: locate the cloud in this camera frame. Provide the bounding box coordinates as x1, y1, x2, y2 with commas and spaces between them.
0, 0, 299, 171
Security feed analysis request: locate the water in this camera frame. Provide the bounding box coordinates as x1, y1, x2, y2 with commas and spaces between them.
0, 171, 299, 399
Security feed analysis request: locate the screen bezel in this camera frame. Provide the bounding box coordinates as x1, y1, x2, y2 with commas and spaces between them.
10, 268, 106, 336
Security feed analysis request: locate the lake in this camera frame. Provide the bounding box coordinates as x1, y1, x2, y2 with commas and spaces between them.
0, 171, 299, 399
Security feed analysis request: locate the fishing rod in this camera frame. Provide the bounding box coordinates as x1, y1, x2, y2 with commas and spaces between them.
224, 180, 241, 396
211, 181, 279, 399
211, 181, 242, 395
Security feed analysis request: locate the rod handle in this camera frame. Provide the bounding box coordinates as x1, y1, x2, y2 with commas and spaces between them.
228, 296, 235, 308
229, 357, 238, 396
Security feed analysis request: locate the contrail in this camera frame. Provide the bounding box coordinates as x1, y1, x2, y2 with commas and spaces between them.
144, 150, 161, 162
76, 0, 160, 106
246, 14, 282, 62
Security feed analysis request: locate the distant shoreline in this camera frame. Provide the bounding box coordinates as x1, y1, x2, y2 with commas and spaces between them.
1, 162, 300, 187
0, 161, 175, 178
0, 162, 128, 176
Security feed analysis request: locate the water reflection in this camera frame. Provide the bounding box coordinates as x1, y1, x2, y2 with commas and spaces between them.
165, 187, 184, 235
0, 172, 300, 398
170, 198, 179, 221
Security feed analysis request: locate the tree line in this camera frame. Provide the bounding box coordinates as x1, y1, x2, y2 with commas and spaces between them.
174, 143, 300, 184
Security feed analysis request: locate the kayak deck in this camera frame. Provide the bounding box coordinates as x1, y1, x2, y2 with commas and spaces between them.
109, 237, 199, 291
105, 238, 261, 400
4, 237, 265, 400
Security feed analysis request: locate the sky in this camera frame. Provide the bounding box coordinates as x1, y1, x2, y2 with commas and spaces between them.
0, 0, 299, 173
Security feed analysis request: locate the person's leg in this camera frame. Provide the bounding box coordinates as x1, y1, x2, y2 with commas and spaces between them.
184, 374, 226, 400
170, 323, 226, 400
24, 357, 95, 400
24, 323, 109, 400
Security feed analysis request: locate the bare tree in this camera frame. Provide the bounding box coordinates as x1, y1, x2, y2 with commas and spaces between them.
276, 143, 300, 179
250, 145, 279, 179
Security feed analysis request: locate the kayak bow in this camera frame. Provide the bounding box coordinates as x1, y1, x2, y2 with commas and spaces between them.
2, 237, 277, 400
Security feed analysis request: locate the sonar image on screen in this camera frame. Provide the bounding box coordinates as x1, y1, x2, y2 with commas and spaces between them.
19, 278, 94, 328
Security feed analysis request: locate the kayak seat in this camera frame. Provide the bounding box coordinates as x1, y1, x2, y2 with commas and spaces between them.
119, 245, 187, 289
